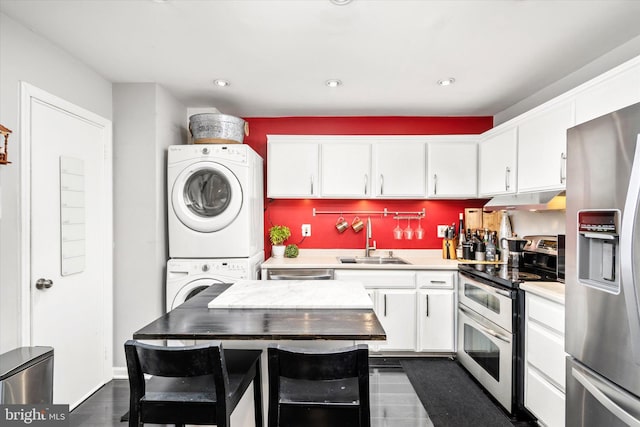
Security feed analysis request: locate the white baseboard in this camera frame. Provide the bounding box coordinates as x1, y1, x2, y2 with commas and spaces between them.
112, 366, 128, 379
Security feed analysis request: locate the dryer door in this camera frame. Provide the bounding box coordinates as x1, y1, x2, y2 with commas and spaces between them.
171, 278, 226, 310
171, 161, 243, 232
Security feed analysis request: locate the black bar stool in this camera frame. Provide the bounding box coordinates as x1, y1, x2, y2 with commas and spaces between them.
124, 340, 262, 427
267, 344, 370, 427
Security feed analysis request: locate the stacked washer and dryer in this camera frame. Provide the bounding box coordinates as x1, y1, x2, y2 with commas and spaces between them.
166, 144, 264, 312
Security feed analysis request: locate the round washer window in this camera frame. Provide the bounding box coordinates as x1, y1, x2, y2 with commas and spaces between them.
172, 161, 243, 233
184, 169, 231, 217
184, 285, 208, 301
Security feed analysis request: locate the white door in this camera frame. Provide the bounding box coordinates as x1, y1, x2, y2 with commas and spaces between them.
478, 127, 518, 196
375, 289, 416, 351
267, 139, 319, 198
417, 289, 455, 352
22, 83, 112, 408
427, 140, 478, 198
320, 142, 371, 197
517, 101, 573, 192
373, 141, 426, 198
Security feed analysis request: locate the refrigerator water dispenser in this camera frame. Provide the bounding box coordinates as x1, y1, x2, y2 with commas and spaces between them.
577, 210, 620, 293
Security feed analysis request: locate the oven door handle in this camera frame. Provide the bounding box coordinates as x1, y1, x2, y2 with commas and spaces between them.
459, 304, 512, 343
460, 275, 512, 298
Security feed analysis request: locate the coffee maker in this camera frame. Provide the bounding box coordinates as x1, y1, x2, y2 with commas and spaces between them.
501, 237, 528, 267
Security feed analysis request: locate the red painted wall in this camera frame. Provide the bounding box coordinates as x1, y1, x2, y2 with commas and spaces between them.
241, 116, 493, 256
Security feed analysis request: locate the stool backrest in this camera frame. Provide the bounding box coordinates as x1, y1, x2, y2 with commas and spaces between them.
124, 340, 230, 405
269, 344, 368, 381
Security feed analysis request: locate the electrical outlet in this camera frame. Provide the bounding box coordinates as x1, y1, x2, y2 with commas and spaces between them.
301, 224, 311, 237
437, 225, 448, 238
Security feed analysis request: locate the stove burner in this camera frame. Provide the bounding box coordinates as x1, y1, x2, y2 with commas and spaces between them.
511, 271, 542, 281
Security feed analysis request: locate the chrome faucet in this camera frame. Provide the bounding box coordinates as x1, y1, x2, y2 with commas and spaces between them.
365, 217, 376, 257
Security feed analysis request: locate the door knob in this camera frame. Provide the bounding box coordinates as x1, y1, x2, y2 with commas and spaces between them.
35, 278, 54, 290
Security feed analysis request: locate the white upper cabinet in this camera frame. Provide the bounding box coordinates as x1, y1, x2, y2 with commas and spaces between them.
517, 101, 574, 193
320, 140, 372, 198
574, 60, 640, 125
479, 127, 518, 196
373, 140, 426, 198
267, 136, 319, 198
427, 138, 478, 198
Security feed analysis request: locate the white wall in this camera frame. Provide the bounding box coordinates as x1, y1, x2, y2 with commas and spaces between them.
0, 13, 112, 353
112, 83, 186, 369
509, 210, 566, 238
495, 34, 640, 125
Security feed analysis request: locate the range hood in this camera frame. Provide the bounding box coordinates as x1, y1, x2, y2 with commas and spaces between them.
483, 191, 566, 211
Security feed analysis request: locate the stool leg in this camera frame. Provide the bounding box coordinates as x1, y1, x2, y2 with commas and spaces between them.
253, 359, 263, 427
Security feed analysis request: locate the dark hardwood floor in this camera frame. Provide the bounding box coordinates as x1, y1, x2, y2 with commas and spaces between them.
69, 365, 432, 427
69, 360, 533, 427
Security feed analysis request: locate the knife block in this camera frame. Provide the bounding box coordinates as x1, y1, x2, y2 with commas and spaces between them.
442, 238, 457, 260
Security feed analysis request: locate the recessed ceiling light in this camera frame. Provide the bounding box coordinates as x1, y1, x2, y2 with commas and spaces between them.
213, 79, 230, 87
152, 0, 169, 3
437, 78, 456, 86
330, 0, 353, 5
326, 79, 342, 88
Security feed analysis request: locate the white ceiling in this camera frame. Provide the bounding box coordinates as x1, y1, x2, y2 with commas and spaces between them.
2, 0, 640, 118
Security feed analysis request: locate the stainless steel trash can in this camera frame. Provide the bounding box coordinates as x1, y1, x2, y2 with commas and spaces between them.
0, 346, 54, 404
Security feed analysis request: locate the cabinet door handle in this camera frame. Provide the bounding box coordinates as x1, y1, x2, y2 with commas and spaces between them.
384, 294, 387, 316
380, 174, 384, 195
425, 294, 429, 317
560, 152, 567, 184
433, 174, 438, 195
505, 166, 511, 191
364, 174, 368, 195
310, 175, 314, 195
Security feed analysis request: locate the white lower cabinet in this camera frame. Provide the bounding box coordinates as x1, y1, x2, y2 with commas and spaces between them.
524, 292, 566, 427
416, 271, 456, 352
417, 290, 455, 352
334, 269, 456, 354
375, 289, 417, 351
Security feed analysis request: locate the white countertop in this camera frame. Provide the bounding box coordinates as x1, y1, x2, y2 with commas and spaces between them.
261, 249, 460, 270
520, 281, 565, 305
207, 279, 374, 309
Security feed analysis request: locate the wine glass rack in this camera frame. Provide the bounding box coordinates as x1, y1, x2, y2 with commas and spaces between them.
312, 207, 425, 219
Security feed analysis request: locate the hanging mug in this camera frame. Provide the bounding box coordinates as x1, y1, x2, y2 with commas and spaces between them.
352, 216, 364, 233
335, 216, 349, 233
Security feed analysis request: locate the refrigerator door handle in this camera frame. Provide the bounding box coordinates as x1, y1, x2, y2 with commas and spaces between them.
621, 134, 640, 365
572, 366, 640, 427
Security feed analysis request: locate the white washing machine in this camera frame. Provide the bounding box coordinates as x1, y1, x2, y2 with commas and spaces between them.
165, 252, 264, 312
167, 144, 264, 258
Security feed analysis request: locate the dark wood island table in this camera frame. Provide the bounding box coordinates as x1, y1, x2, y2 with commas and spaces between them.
134, 283, 386, 341
133, 282, 386, 427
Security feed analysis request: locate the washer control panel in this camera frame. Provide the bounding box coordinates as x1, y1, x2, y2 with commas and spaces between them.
199, 145, 247, 163
167, 259, 250, 280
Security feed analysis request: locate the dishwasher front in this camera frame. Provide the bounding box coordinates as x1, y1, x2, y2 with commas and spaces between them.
266, 268, 334, 280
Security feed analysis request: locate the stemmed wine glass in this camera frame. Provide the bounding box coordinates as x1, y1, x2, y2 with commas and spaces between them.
393, 218, 403, 239
404, 219, 414, 240
415, 217, 425, 239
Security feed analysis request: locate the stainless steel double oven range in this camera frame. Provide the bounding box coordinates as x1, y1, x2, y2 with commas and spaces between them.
457, 235, 561, 419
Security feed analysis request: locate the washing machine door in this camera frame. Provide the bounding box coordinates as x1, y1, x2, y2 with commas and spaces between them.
171, 278, 225, 310
171, 161, 243, 232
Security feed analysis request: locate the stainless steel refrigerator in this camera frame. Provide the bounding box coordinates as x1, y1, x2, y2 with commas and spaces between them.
566, 101, 640, 426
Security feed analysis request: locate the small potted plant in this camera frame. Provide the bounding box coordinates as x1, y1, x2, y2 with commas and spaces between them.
284, 244, 299, 258
269, 225, 291, 258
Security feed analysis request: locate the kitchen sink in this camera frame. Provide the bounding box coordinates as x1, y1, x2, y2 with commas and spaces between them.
337, 256, 410, 265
